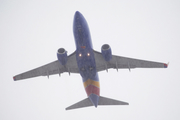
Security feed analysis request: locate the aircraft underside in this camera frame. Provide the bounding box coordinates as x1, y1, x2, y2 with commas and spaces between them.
13, 11, 168, 110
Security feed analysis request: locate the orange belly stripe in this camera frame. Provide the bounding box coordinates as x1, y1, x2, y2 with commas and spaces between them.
83, 79, 100, 88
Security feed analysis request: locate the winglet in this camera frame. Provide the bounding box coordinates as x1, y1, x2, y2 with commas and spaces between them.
13, 76, 16, 81
164, 62, 169, 68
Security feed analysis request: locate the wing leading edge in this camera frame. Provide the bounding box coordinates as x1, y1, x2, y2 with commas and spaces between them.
93, 50, 168, 72
13, 51, 79, 81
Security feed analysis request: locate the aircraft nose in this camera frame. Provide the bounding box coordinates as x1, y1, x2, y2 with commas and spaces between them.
89, 94, 99, 107
75, 11, 81, 19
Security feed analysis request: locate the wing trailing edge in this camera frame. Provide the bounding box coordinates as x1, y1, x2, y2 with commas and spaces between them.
66, 96, 129, 110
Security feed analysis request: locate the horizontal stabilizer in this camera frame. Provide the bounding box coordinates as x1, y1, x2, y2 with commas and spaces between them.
66, 96, 128, 110
66, 98, 93, 110
98, 96, 129, 105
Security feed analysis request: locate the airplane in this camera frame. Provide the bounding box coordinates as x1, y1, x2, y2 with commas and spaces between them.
13, 11, 168, 110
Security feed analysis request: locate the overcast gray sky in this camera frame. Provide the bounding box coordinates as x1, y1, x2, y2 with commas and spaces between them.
1, 0, 180, 120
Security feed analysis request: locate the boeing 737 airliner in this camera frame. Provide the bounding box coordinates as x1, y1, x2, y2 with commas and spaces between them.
13, 11, 168, 110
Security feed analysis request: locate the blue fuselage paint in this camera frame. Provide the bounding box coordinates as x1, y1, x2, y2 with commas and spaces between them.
73, 11, 99, 107
73, 11, 98, 81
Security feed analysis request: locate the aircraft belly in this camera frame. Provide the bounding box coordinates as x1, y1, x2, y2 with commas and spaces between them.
73, 11, 100, 106
79, 57, 100, 105
83, 76, 100, 95
85, 84, 100, 96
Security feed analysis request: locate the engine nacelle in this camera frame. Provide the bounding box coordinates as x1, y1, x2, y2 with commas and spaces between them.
57, 48, 67, 65
101, 44, 112, 61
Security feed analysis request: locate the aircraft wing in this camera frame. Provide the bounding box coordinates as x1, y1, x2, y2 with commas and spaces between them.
13, 51, 79, 81
93, 50, 168, 72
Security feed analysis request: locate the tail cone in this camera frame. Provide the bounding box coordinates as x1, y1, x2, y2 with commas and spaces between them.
89, 94, 99, 107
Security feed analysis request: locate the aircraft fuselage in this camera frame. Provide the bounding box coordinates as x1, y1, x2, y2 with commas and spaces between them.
73, 11, 100, 107
13, 11, 168, 110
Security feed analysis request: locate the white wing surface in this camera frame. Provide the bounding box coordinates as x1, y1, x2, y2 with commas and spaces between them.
93, 50, 168, 72
13, 51, 79, 81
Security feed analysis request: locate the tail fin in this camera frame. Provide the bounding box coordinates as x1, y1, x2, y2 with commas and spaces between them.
66, 96, 129, 110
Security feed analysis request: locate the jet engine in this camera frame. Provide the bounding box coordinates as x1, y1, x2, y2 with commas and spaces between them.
57, 48, 67, 65
101, 44, 112, 61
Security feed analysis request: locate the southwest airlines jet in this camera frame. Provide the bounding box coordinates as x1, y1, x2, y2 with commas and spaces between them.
13, 11, 168, 110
